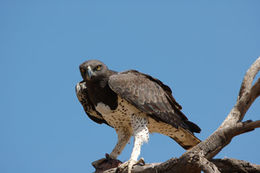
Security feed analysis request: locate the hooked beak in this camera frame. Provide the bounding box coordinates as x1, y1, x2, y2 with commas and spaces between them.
86, 66, 93, 80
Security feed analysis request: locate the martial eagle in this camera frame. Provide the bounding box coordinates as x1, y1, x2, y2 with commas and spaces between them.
76, 60, 201, 172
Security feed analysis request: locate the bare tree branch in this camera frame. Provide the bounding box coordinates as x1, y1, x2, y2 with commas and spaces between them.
220, 57, 260, 128
239, 57, 260, 99
212, 158, 260, 173
193, 156, 220, 173
177, 57, 260, 161
251, 78, 260, 99
102, 158, 260, 173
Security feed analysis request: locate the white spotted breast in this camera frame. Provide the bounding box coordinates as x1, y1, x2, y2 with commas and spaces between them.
95, 97, 140, 129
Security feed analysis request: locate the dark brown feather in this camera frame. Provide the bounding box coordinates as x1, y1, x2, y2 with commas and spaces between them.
108, 70, 201, 133
75, 81, 110, 126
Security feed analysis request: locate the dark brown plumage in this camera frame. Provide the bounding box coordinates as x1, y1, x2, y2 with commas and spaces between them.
108, 70, 201, 134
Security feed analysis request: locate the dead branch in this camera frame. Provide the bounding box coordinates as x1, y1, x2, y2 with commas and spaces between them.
220, 57, 260, 128
102, 158, 260, 173
213, 158, 260, 173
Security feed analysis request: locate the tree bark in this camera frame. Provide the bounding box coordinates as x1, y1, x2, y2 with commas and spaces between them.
100, 158, 260, 173
94, 57, 260, 173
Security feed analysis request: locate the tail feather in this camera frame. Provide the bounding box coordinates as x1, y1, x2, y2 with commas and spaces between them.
185, 120, 201, 133
171, 127, 201, 150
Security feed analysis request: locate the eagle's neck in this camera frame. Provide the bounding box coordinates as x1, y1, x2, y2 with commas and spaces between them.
86, 76, 118, 110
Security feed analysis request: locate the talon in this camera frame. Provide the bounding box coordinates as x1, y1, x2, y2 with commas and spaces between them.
135, 157, 145, 166
116, 159, 138, 173
115, 166, 123, 173
116, 160, 129, 172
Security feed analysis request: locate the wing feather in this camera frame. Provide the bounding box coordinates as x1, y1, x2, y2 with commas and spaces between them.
108, 70, 200, 133
75, 81, 109, 126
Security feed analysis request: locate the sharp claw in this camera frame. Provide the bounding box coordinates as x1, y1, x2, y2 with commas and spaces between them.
116, 160, 132, 173
116, 158, 145, 173
135, 157, 145, 166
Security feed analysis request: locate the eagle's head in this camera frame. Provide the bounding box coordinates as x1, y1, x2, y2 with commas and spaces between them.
79, 60, 109, 82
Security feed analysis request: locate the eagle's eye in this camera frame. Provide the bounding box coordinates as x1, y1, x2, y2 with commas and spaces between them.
95, 65, 102, 71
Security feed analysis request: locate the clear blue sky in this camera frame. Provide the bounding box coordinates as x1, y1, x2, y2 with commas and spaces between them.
1, 1, 260, 173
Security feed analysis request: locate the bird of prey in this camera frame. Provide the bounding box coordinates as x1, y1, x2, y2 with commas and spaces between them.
76, 60, 201, 173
